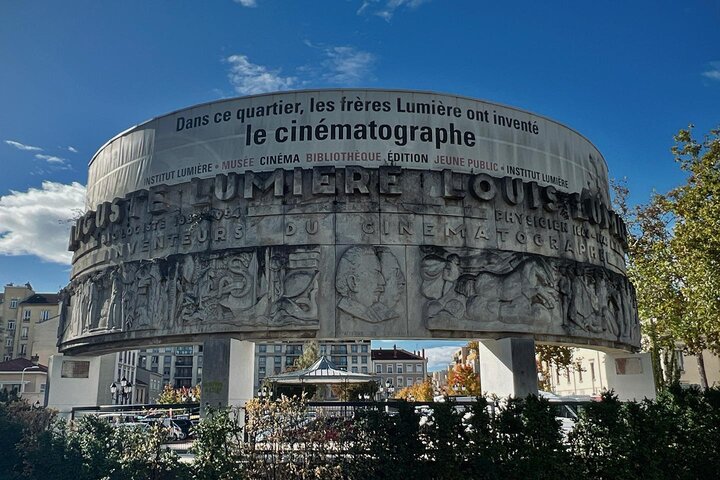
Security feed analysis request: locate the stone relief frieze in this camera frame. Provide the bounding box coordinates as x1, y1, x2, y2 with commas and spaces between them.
60, 246, 322, 344
422, 247, 639, 344
335, 246, 405, 324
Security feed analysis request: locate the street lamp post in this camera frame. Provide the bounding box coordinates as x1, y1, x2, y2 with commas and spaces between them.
110, 377, 133, 405
452, 383, 467, 396
380, 379, 395, 401
20, 365, 40, 398
258, 385, 272, 400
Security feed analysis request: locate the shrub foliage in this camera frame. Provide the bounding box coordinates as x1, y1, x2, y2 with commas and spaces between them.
2, 387, 720, 479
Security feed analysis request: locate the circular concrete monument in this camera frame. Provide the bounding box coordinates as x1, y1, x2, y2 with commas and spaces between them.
58, 89, 639, 356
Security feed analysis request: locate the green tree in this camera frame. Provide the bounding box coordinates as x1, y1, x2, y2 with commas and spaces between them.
612, 180, 683, 390
535, 344, 577, 392
663, 126, 720, 389
289, 340, 320, 371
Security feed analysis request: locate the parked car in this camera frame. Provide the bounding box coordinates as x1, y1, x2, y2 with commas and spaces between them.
165, 418, 194, 439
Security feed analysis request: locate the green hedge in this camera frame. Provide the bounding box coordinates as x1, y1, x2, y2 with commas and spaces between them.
2, 386, 719, 479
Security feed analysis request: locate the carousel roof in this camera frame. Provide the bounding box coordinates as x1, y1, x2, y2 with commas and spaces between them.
267, 356, 378, 384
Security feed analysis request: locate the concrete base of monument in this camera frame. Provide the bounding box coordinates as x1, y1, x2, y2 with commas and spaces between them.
46, 353, 119, 416
200, 338, 256, 419
479, 338, 539, 398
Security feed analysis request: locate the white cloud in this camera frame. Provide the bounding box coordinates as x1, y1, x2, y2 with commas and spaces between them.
67, 146, 78, 153
35, 154, 67, 165
0, 182, 86, 264
234, 0, 257, 6
424, 345, 461, 371
358, 0, 430, 21
4, 140, 43, 152
226, 55, 296, 95
321, 46, 376, 84
702, 61, 720, 81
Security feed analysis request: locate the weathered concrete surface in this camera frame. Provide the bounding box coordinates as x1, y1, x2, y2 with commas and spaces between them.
58, 167, 638, 355
478, 338, 539, 398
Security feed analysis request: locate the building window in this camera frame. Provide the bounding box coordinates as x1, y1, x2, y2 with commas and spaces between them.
578, 366, 583, 383
7, 321, 15, 331
331, 345, 347, 355
387, 365, 393, 374
376, 364, 382, 373
40, 383, 46, 393
19, 344, 27, 355
361, 366, 368, 374
163, 356, 171, 365
274, 344, 282, 353
351, 366, 358, 373
23, 310, 31, 321
416, 363, 422, 373
20, 327, 28, 339
590, 362, 596, 382
397, 377, 404, 387
258, 366, 266, 376
258, 345, 267, 353
9, 299, 18, 309
274, 356, 282, 365
351, 344, 358, 353
5, 338, 11, 347
3, 355, 10, 361
397, 364, 403, 374
286, 345, 303, 355
259, 356, 266, 366
352, 356, 358, 363
332, 356, 348, 367
361, 345, 368, 353
175, 356, 193, 366
361, 356, 368, 364
40, 310, 50, 321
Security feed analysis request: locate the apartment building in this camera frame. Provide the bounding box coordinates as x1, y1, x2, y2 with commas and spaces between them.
0, 284, 60, 362
138, 344, 203, 388
371, 346, 428, 391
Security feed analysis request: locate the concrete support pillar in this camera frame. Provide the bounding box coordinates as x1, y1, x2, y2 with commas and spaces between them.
201, 338, 255, 417
479, 338, 538, 398
46, 353, 116, 418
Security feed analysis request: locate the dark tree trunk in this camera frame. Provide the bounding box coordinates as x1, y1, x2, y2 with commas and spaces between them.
696, 350, 709, 390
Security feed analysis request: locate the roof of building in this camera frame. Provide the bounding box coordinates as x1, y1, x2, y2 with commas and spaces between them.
0, 357, 48, 373
268, 356, 377, 384
19, 293, 60, 305
371, 347, 425, 361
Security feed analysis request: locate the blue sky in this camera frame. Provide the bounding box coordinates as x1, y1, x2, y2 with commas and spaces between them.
1, 1, 718, 369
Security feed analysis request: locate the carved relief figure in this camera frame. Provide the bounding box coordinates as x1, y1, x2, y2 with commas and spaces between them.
218, 253, 257, 314
465, 256, 557, 327
422, 248, 638, 344
174, 247, 321, 328
336, 246, 402, 323
268, 249, 320, 326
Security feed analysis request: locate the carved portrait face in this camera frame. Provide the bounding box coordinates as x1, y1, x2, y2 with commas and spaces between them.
336, 246, 386, 306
